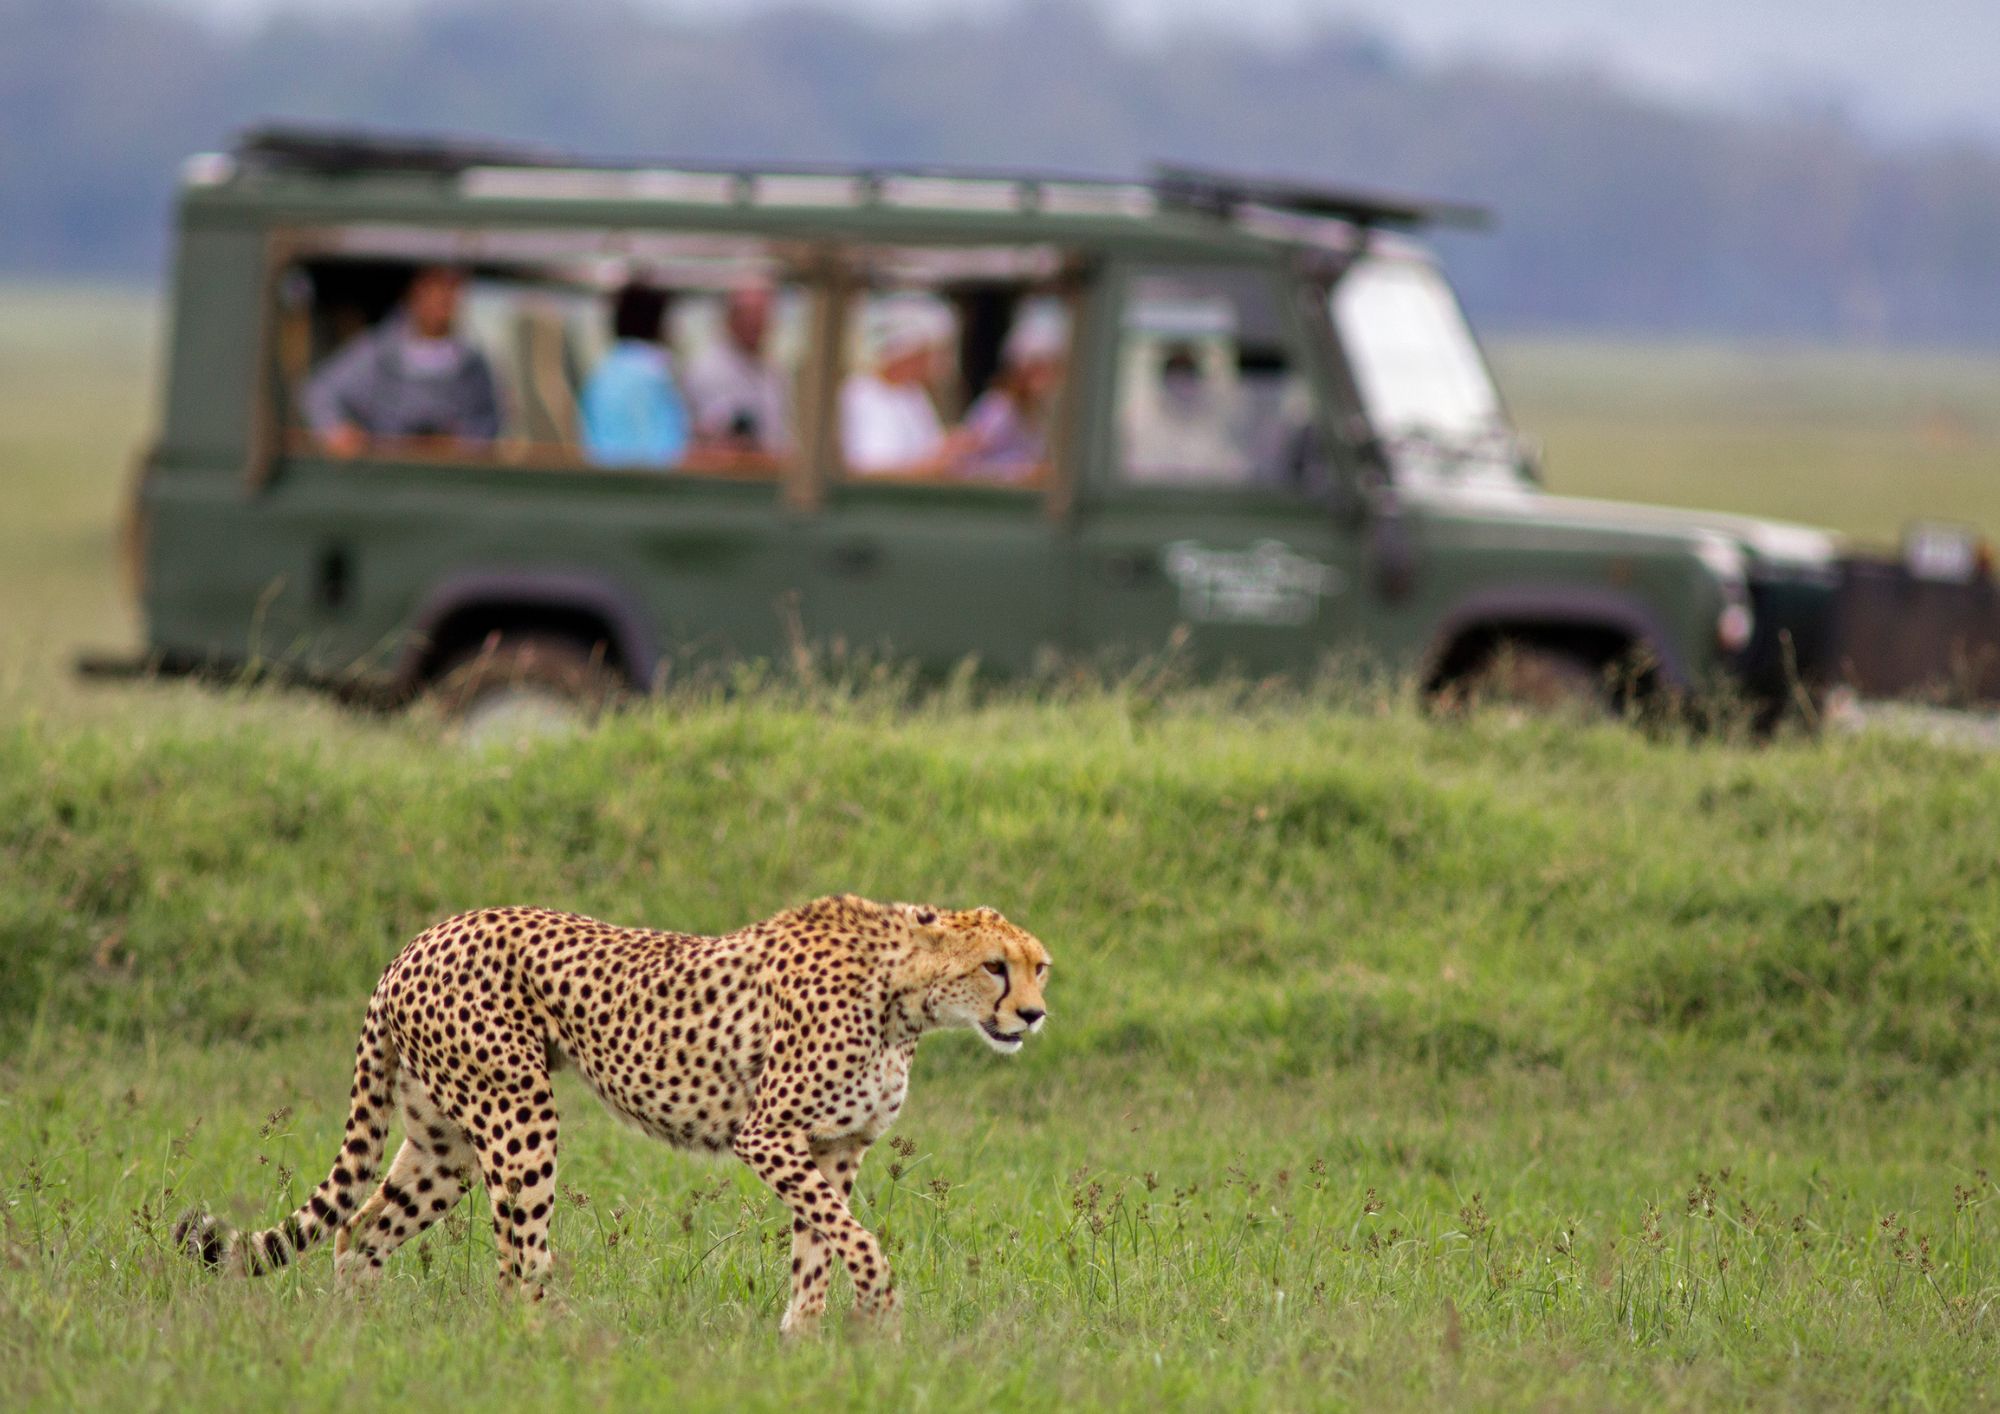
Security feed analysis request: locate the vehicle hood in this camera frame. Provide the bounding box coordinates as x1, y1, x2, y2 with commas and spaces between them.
1404, 479, 1842, 577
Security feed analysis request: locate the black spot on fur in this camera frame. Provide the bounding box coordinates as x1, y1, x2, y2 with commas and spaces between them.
173, 1213, 228, 1269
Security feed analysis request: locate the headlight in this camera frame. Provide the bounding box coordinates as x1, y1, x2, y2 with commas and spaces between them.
1716, 603, 1754, 653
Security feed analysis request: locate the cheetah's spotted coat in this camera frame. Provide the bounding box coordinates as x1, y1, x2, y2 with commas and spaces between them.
175, 895, 1051, 1333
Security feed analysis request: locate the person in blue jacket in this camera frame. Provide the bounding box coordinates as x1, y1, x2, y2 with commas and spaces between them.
581, 282, 689, 467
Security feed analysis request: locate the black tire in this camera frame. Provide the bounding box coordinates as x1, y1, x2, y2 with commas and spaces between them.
1448, 642, 1612, 717
430, 632, 623, 742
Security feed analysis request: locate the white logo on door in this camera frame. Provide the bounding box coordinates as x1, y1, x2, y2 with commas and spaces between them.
1161, 540, 1345, 625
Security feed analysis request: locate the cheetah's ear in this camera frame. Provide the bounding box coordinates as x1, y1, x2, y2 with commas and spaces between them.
892, 902, 951, 941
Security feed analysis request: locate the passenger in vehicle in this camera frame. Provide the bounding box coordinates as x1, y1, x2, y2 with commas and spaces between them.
840, 297, 977, 476
1122, 343, 1251, 483
303, 265, 501, 456
580, 282, 690, 468
955, 303, 1067, 481
685, 281, 791, 454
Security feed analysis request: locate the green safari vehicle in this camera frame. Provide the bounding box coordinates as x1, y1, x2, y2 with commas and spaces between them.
120, 125, 1877, 719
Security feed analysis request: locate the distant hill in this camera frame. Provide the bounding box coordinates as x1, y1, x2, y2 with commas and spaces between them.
8, 0, 2000, 344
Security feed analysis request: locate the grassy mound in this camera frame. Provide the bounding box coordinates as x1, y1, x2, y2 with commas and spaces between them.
8, 687, 1997, 1075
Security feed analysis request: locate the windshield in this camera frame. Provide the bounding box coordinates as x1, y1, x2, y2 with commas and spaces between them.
1330, 254, 1522, 490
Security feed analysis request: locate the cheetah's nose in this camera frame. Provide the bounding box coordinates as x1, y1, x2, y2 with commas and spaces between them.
1017, 1007, 1045, 1026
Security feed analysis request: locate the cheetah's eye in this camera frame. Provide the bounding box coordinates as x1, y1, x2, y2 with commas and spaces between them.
983, 961, 1007, 979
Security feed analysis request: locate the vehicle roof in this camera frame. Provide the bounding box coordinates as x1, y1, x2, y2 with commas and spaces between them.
176, 124, 1489, 260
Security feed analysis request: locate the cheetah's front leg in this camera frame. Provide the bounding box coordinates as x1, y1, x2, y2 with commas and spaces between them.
781, 1136, 871, 1336
734, 1123, 897, 1336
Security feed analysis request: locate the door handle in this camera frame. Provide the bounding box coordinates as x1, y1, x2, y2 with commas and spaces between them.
1099, 550, 1155, 586
829, 540, 882, 577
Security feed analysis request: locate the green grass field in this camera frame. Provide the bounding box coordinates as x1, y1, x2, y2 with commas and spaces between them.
7, 286, 2000, 1409
1493, 338, 2000, 543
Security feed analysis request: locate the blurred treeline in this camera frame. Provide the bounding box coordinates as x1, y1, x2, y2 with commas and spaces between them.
9, 0, 2000, 344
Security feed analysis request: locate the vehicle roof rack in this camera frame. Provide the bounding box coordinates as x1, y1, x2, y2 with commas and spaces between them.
238, 125, 571, 176
230, 125, 1488, 231
1151, 163, 1490, 230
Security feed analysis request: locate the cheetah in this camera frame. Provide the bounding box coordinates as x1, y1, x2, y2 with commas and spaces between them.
174, 894, 1050, 1334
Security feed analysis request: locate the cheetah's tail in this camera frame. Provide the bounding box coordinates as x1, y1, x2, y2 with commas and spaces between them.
173, 1004, 399, 1277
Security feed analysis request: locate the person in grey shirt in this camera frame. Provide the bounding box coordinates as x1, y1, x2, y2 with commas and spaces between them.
684, 281, 791, 455
303, 265, 501, 456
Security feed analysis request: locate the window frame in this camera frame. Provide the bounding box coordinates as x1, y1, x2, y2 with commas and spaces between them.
251, 222, 824, 495
1089, 253, 1342, 511
818, 241, 1092, 510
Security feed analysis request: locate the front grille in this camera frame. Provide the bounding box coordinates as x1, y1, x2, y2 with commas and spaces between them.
1738, 576, 1837, 702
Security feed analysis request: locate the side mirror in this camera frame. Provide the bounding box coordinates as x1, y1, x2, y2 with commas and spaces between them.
1517, 438, 1545, 485
1337, 416, 1391, 482
1280, 423, 1362, 527
1327, 420, 1390, 529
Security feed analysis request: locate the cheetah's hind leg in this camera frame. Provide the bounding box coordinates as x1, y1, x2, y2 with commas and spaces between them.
333, 1078, 477, 1290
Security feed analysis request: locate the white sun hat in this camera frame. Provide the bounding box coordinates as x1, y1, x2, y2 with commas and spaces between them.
866, 295, 955, 363
1002, 299, 1070, 365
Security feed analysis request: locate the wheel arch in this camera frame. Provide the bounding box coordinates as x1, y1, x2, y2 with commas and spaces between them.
1420, 587, 1693, 695
397, 571, 660, 693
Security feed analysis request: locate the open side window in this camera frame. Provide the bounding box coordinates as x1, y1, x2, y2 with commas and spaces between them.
266, 226, 815, 483
1112, 263, 1327, 496
830, 243, 1079, 493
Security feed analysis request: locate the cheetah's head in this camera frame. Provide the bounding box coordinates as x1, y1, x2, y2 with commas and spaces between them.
900, 904, 1052, 1055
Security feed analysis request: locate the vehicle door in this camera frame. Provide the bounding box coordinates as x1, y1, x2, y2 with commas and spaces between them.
784, 244, 1075, 674
1069, 259, 1360, 676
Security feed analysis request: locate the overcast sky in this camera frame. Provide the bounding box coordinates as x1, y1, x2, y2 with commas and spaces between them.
160, 0, 2000, 142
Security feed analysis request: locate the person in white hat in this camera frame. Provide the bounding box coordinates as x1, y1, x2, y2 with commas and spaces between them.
957, 300, 1068, 481
840, 295, 977, 476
